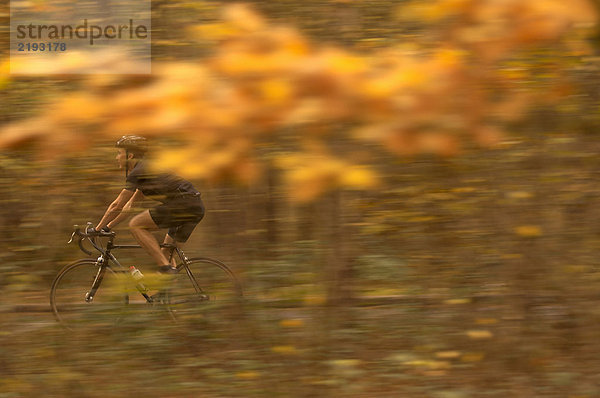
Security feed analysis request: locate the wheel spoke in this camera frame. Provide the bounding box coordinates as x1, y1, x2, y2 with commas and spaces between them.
166, 258, 242, 323
50, 260, 129, 330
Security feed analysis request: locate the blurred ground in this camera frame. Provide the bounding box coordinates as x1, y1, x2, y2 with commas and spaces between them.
2, 292, 600, 397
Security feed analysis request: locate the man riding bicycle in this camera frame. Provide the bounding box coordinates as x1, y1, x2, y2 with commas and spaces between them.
95, 136, 205, 274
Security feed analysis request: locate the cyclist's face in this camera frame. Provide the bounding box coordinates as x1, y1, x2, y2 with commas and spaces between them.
116, 149, 128, 169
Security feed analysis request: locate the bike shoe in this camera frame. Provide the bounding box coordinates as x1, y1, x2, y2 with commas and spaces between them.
158, 265, 178, 274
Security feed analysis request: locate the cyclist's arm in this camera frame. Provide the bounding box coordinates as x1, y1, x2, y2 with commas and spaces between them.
95, 189, 136, 231
106, 189, 145, 229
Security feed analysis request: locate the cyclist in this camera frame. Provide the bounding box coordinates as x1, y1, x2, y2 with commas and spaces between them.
95, 136, 205, 274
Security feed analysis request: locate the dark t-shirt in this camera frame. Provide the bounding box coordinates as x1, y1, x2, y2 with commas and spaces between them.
125, 161, 199, 203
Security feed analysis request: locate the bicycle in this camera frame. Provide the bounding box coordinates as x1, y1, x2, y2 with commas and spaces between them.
50, 223, 242, 330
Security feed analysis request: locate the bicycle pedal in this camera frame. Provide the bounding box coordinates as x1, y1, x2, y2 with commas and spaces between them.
149, 292, 166, 302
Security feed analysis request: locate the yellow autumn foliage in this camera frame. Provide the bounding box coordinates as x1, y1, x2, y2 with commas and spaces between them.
340, 167, 380, 190
435, 351, 462, 359
276, 153, 379, 201
466, 330, 494, 339
279, 319, 305, 328
259, 78, 294, 105
192, 23, 239, 41
0, 59, 9, 90
270, 345, 299, 355
0, 1, 596, 201
235, 371, 260, 380
223, 3, 266, 33
515, 225, 543, 237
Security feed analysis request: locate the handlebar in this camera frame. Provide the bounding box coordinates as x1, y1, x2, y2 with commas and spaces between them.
68, 223, 115, 255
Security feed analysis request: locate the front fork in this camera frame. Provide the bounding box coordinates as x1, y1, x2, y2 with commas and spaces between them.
85, 256, 107, 302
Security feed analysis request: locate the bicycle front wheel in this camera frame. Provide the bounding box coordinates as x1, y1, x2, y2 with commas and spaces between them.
50, 259, 129, 330
166, 257, 242, 323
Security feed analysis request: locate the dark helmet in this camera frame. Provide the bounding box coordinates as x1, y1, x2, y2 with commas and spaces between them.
115, 135, 147, 157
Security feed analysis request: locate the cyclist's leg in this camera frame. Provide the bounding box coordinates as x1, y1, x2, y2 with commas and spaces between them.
161, 234, 178, 268
129, 210, 171, 267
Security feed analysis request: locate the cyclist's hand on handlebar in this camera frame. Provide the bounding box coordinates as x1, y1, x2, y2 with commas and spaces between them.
86, 224, 114, 237
86, 225, 99, 235
75, 223, 113, 239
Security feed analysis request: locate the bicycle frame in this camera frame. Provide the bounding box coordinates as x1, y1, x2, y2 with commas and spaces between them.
75, 226, 193, 304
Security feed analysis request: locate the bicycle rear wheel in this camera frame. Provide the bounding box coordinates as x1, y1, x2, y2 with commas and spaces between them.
166, 257, 242, 323
50, 259, 129, 330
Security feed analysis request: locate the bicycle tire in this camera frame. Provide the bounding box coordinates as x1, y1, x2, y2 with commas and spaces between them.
50, 259, 129, 330
165, 257, 242, 323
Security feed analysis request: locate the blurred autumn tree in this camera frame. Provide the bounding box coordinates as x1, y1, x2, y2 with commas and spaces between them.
1, 1, 597, 198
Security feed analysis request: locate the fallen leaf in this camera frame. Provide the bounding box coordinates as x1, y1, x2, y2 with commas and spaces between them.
466, 330, 493, 339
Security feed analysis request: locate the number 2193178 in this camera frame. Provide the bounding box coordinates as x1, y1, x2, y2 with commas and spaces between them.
17, 42, 67, 51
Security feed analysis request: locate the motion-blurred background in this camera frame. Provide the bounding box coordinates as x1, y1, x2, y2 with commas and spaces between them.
2, 1, 600, 396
